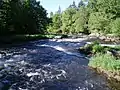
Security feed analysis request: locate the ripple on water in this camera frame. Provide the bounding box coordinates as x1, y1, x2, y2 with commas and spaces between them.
0, 39, 114, 90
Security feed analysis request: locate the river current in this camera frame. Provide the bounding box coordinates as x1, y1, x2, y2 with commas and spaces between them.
0, 38, 116, 90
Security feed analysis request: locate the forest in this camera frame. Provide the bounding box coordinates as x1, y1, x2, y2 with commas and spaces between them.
0, 0, 50, 35
48, 0, 120, 36
0, 0, 120, 37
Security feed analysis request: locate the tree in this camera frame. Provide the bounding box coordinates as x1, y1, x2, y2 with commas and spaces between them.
110, 18, 120, 36
50, 12, 53, 18
22, 0, 49, 34
74, 7, 89, 34
0, 0, 49, 35
48, 0, 120, 35
87, 0, 120, 34
53, 13, 62, 30
57, 6, 62, 14
47, 12, 62, 34
69, 1, 77, 9
88, 12, 110, 33
78, 0, 85, 8
62, 8, 77, 34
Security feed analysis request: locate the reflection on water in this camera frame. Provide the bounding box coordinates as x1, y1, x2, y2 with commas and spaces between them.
0, 38, 118, 90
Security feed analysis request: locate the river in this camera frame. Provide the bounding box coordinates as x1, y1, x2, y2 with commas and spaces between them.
0, 38, 117, 90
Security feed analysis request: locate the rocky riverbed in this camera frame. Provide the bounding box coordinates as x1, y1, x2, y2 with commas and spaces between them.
0, 38, 119, 90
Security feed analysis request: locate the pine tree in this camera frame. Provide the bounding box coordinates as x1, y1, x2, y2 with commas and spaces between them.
78, 0, 85, 8
57, 6, 62, 14
69, 1, 77, 9
50, 12, 53, 18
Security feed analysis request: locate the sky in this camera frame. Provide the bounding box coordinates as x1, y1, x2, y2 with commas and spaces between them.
37, 0, 80, 14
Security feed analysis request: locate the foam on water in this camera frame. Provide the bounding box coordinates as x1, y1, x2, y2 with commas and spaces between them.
0, 38, 113, 90
27, 72, 39, 77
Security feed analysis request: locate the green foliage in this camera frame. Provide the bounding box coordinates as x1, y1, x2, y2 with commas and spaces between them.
80, 41, 100, 54
50, 12, 54, 18
88, 12, 110, 33
113, 46, 120, 51
89, 53, 120, 71
88, 41, 105, 54
110, 18, 120, 36
80, 41, 111, 54
88, 0, 120, 16
74, 7, 89, 34
91, 40, 100, 45
88, 0, 120, 34
52, 14, 62, 30
78, 0, 85, 8
0, 0, 49, 35
61, 8, 77, 34
92, 44, 104, 53
47, 1, 88, 35
47, 0, 120, 36
47, 13, 62, 34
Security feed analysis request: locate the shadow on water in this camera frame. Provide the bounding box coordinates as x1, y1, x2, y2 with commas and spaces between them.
0, 39, 118, 90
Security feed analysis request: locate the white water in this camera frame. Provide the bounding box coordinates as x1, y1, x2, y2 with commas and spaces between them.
0, 38, 113, 90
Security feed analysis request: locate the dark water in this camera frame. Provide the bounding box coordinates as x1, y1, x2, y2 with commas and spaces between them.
0, 39, 117, 90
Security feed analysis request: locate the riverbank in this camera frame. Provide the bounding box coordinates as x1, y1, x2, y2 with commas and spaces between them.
88, 33, 120, 44
79, 41, 120, 82
89, 67, 120, 90
0, 34, 54, 43
89, 54, 120, 81
90, 66, 120, 81
0, 34, 62, 47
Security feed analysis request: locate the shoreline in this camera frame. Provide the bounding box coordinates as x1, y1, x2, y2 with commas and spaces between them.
90, 66, 120, 81
89, 67, 120, 90
0, 34, 56, 48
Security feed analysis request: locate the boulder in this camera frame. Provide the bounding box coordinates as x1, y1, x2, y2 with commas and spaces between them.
54, 36, 62, 39
89, 33, 100, 37
99, 36, 106, 40
115, 51, 120, 58
106, 51, 113, 55
61, 35, 68, 38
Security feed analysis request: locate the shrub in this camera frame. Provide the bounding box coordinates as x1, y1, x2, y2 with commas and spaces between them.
91, 40, 100, 46
80, 44, 93, 54
92, 44, 104, 53
80, 41, 120, 55
89, 53, 120, 71
113, 46, 120, 51
80, 41, 103, 54
110, 18, 120, 36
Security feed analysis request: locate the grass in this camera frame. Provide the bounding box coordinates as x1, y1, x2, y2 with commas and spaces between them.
80, 40, 120, 55
79, 41, 107, 54
80, 40, 120, 81
89, 53, 120, 71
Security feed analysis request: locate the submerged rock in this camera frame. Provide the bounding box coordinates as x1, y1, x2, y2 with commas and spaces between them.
106, 51, 113, 56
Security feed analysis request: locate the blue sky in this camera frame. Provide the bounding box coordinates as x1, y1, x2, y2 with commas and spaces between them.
37, 0, 80, 14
